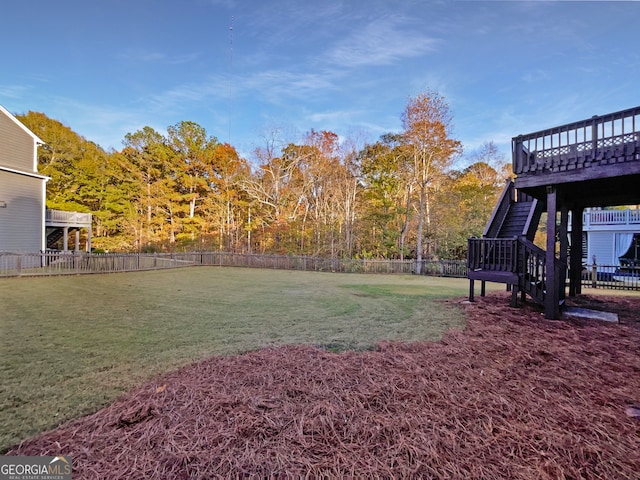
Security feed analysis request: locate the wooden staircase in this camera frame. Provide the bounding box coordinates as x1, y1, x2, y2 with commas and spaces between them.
508, 106, 640, 319
467, 180, 547, 306
483, 180, 541, 241
46, 227, 82, 250
499, 201, 537, 238
46, 227, 66, 249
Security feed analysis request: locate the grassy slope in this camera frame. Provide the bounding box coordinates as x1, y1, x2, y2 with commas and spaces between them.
0, 267, 483, 452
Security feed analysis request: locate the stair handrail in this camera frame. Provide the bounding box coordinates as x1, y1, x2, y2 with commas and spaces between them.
518, 237, 543, 256
521, 199, 542, 241
517, 238, 547, 304
483, 180, 514, 238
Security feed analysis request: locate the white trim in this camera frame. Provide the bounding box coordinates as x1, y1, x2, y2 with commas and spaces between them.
0, 165, 50, 181
0, 104, 45, 172
0, 104, 44, 144
41, 179, 47, 251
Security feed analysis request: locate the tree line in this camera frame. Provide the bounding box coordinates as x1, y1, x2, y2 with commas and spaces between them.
18, 90, 511, 259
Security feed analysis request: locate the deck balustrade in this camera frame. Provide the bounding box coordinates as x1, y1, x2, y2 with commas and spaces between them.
584, 209, 640, 226
45, 209, 92, 227
513, 106, 640, 175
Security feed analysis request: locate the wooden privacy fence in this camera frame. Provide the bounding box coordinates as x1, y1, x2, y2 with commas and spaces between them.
0, 251, 637, 290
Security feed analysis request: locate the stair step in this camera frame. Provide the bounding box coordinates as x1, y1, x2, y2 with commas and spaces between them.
498, 201, 535, 238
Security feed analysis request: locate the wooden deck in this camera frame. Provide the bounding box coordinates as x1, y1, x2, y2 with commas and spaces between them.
513, 106, 640, 207
45, 209, 92, 228
469, 106, 640, 319
45, 209, 92, 251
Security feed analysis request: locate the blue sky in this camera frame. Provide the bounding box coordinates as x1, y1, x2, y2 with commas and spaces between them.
2, 0, 638, 163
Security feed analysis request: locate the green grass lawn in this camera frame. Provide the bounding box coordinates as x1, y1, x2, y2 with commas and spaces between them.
0, 267, 486, 452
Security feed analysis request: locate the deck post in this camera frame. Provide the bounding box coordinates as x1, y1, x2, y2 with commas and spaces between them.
468, 279, 475, 302
513, 136, 524, 173
509, 284, 518, 307
62, 227, 69, 252
545, 186, 560, 319
559, 205, 569, 302
569, 206, 584, 296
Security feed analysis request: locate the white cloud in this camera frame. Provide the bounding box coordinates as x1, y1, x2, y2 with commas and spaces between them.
144, 75, 229, 111
0, 84, 30, 100
326, 16, 438, 68
307, 109, 362, 124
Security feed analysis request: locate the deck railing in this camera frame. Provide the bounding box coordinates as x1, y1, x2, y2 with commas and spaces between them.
467, 237, 640, 300
467, 238, 519, 273
584, 209, 640, 226
45, 209, 92, 226
513, 106, 640, 175
518, 238, 548, 304
467, 237, 547, 302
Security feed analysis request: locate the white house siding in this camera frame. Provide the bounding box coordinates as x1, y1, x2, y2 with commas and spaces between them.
570, 209, 640, 266
0, 170, 45, 252
0, 107, 38, 173
587, 232, 616, 265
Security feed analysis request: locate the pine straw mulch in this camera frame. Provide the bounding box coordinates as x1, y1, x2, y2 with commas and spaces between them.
7, 292, 640, 479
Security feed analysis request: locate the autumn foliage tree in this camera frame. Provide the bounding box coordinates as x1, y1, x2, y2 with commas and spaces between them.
401, 91, 462, 271
434, 144, 508, 259
20, 92, 509, 258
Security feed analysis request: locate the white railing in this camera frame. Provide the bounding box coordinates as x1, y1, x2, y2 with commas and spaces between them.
45, 209, 92, 226
584, 209, 640, 227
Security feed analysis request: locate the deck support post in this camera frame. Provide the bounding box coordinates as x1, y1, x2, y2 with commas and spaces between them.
545, 186, 560, 319
559, 205, 569, 303
510, 284, 518, 307
569, 206, 584, 296
468, 279, 487, 302
62, 227, 69, 252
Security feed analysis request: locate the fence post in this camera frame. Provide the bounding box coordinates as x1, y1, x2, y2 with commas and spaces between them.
591, 256, 597, 289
